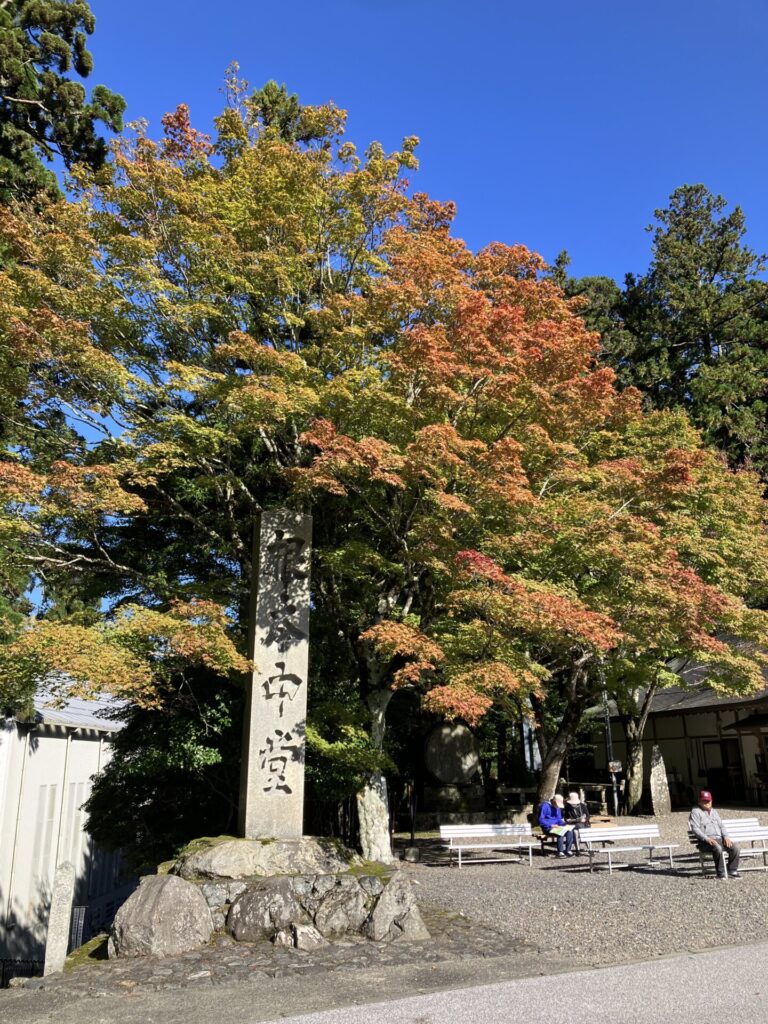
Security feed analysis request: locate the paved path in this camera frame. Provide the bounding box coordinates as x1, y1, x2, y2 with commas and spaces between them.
262, 943, 768, 1024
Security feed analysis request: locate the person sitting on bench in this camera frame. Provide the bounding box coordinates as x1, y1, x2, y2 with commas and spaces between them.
564, 791, 590, 853
688, 789, 741, 880
539, 794, 575, 858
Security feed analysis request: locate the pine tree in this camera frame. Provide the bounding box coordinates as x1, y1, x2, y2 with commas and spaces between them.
0, 0, 125, 202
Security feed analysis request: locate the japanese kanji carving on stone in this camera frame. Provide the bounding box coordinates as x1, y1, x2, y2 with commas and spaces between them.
239, 511, 312, 839
262, 662, 303, 717
258, 728, 303, 793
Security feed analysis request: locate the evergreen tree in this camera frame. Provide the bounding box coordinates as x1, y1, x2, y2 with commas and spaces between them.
0, 0, 125, 202
608, 185, 768, 475
549, 250, 632, 357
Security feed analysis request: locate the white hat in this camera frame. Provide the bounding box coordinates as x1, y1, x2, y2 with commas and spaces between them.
566, 792, 581, 805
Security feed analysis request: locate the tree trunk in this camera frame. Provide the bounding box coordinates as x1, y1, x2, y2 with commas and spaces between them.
356, 688, 397, 864
534, 658, 592, 810
528, 693, 551, 767
617, 680, 658, 815
623, 721, 644, 814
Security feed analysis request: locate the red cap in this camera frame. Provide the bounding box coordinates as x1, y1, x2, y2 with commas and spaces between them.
699, 790, 713, 802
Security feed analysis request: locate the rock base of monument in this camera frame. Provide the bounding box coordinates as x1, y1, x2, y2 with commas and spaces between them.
173, 835, 361, 880
222, 870, 429, 945
109, 836, 430, 959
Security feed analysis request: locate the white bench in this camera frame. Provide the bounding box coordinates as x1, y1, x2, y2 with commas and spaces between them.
440, 824, 535, 868
688, 817, 768, 876
579, 825, 678, 874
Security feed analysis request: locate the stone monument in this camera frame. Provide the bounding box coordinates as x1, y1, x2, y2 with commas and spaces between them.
101, 509, 432, 963
650, 743, 672, 816
239, 511, 312, 840
423, 722, 484, 813
43, 862, 75, 975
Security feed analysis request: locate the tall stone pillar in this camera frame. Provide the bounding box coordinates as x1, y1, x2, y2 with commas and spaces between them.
43, 862, 75, 975
239, 511, 312, 840
650, 744, 672, 816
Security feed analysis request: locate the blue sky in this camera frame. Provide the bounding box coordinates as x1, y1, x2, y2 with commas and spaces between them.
88, 0, 768, 282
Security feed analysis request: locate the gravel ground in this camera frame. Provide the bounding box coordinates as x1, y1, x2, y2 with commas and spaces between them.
401, 807, 768, 967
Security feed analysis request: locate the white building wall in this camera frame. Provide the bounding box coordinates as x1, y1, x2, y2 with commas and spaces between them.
0, 720, 123, 961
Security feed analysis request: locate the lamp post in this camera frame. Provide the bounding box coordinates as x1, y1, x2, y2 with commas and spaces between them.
602, 686, 620, 817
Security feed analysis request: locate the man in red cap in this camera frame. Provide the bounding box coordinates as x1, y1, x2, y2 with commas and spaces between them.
688, 790, 741, 880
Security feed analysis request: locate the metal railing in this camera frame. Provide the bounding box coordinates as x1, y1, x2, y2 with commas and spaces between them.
0, 959, 43, 989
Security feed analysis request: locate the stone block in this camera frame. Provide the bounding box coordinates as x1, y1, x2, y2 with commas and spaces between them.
175, 836, 358, 880
313, 876, 367, 938
424, 723, 480, 784
651, 745, 672, 816
109, 875, 212, 959
358, 875, 386, 897
293, 924, 329, 950
226, 877, 310, 941
363, 871, 430, 942
43, 862, 75, 976
239, 511, 312, 840
199, 882, 230, 908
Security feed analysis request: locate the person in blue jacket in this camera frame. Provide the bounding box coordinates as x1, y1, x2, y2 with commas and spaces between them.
539, 794, 575, 857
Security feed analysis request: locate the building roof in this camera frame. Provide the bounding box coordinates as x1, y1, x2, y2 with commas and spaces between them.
31, 689, 127, 733
600, 638, 768, 718
647, 682, 768, 715
722, 712, 768, 732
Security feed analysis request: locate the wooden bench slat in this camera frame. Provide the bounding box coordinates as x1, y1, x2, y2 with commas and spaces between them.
577, 824, 677, 873
440, 824, 531, 833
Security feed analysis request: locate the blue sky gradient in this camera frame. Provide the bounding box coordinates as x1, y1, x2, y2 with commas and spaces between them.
89, 0, 768, 281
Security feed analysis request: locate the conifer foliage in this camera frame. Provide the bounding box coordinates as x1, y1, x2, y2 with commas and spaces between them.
0, 0, 125, 201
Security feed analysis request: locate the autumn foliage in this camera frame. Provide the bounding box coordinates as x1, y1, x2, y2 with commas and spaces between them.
1, 76, 767, 801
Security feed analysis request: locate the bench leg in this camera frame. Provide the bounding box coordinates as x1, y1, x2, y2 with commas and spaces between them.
607, 851, 613, 874
458, 848, 462, 869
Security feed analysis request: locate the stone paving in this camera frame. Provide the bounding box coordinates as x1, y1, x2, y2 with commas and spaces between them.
19, 906, 531, 998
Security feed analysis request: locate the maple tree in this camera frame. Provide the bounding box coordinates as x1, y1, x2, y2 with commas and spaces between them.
2, 79, 768, 856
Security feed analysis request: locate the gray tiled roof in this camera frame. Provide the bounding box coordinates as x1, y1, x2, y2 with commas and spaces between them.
647, 682, 768, 715
607, 637, 768, 717
32, 689, 127, 732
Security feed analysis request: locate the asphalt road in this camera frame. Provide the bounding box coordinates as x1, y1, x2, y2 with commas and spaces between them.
262, 943, 768, 1024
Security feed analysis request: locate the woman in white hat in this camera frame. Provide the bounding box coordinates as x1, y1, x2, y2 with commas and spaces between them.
564, 791, 590, 853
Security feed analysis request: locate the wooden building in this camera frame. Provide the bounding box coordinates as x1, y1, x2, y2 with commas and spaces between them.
596, 682, 768, 807
0, 691, 133, 970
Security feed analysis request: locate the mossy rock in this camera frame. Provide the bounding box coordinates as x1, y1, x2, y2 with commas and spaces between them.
175, 835, 239, 859
64, 934, 109, 972
348, 859, 396, 881
174, 835, 361, 881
